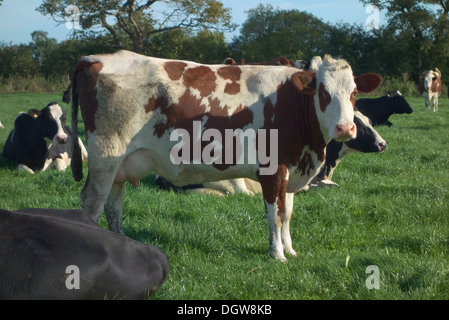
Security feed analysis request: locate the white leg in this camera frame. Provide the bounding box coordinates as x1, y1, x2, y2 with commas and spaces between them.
281, 192, 297, 257
18, 164, 34, 174
265, 201, 286, 262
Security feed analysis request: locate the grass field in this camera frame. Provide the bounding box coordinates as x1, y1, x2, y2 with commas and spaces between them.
0, 92, 448, 300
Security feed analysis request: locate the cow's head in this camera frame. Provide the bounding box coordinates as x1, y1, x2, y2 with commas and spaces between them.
40, 102, 68, 144
387, 90, 413, 114
292, 55, 382, 142
345, 111, 387, 153
421, 70, 441, 92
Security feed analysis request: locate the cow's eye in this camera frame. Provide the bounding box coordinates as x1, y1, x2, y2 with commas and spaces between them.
432, 77, 437, 81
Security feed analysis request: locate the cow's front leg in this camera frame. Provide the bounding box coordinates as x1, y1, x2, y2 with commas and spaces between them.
104, 183, 125, 234
433, 95, 439, 112
259, 165, 291, 262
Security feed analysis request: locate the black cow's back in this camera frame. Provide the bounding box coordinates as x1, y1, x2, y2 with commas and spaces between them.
0, 208, 169, 300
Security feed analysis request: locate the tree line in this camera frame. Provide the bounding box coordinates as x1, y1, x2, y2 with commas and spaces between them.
1, 1, 448, 96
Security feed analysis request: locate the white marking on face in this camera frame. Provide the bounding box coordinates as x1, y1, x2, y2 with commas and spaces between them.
49, 104, 68, 143
313, 55, 356, 141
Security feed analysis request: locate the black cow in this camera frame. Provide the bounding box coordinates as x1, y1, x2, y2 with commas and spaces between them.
2, 102, 68, 174
355, 90, 413, 126
0, 208, 169, 299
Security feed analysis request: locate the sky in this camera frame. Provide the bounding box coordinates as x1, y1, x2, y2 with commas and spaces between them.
0, 0, 385, 45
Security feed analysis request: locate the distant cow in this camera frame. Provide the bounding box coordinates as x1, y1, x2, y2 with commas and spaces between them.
3, 102, 68, 174
419, 69, 443, 112
355, 90, 413, 126
155, 110, 387, 195
70, 51, 382, 261
0, 208, 168, 299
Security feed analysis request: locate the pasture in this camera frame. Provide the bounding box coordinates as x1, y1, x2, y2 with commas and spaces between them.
0, 92, 448, 300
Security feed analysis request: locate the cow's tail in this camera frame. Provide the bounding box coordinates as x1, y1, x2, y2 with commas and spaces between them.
71, 65, 84, 182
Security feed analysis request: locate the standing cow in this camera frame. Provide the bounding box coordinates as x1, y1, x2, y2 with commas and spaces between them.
70, 50, 382, 261
419, 69, 443, 112
3, 102, 68, 173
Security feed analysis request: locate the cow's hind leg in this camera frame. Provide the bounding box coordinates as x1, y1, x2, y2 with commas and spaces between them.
104, 183, 125, 234
281, 192, 297, 257
81, 159, 121, 225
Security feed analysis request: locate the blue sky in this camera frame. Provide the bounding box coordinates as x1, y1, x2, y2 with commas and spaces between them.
0, 0, 384, 45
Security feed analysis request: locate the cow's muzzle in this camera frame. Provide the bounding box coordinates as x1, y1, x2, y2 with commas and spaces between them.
377, 141, 387, 153
55, 134, 68, 144
334, 123, 356, 141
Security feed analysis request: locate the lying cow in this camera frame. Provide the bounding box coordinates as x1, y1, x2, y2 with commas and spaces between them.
419, 69, 443, 112
0, 208, 168, 299
3, 102, 68, 174
155, 110, 387, 195
43, 125, 88, 172
70, 51, 382, 261
355, 90, 413, 126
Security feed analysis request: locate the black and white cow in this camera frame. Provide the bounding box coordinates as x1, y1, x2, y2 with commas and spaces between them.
316, 111, 387, 182
0, 208, 169, 299
355, 90, 413, 126
2, 102, 68, 173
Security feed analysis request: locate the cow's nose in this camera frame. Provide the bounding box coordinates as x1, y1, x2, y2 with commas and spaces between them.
334, 123, 356, 141
56, 134, 68, 144
378, 141, 387, 152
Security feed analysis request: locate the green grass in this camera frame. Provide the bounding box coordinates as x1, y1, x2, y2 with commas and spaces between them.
1, 93, 448, 300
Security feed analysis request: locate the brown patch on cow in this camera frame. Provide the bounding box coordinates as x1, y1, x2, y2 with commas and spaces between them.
145, 95, 169, 114
183, 66, 217, 97
432, 76, 443, 93
217, 66, 241, 81
74, 60, 103, 135
224, 82, 240, 95
350, 88, 358, 109
164, 61, 187, 80
153, 90, 205, 138
318, 83, 331, 112
217, 65, 242, 94
296, 152, 315, 176
258, 164, 288, 219
262, 71, 325, 171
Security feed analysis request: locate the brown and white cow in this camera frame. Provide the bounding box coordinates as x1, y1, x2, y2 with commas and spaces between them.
70, 50, 382, 261
419, 69, 443, 112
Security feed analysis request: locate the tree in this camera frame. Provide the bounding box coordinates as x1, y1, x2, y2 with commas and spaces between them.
37, 0, 236, 53
231, 4, 331, 62
359, 0, 449, 83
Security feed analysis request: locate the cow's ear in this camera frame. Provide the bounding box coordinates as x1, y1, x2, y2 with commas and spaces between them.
291, 71, 316, 95
354, 73, 383, 93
